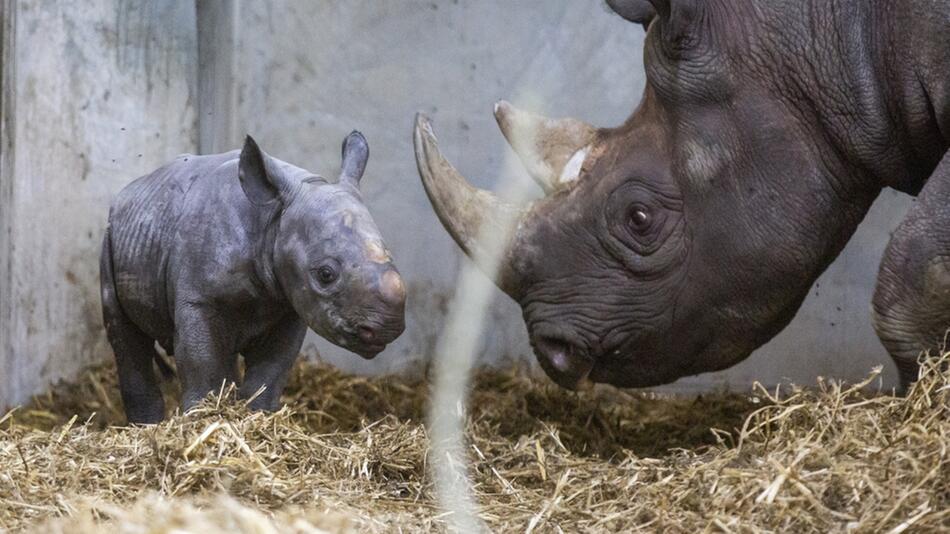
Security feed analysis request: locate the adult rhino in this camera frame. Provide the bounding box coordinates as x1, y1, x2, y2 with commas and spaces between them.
414, 0, 950, 391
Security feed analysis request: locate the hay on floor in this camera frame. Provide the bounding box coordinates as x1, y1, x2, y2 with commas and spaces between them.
1, 353, 948, 532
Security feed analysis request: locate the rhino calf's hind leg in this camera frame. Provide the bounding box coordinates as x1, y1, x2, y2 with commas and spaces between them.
101, 232, 165, 424
873, 152, 950, 390
102, 300, 166, 424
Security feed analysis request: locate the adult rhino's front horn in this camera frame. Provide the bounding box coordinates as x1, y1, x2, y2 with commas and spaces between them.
414, 105, 600, 297
413, 113, 530, 297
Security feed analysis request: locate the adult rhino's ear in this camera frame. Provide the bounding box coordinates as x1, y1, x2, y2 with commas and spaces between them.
239, 135, 293, 205
339, 130, 369, 189
605, 0, 658, 30
607, 0, 698, 51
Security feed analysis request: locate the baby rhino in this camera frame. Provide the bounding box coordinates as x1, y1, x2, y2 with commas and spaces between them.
100, 132, 406, 423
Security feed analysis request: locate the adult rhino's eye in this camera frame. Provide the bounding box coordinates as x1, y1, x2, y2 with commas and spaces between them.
316, 265, 338, 285
628, 206, 653, 233
605, 182, 683, 269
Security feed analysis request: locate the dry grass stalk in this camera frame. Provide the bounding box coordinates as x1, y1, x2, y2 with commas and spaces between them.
1, 353, 947, 533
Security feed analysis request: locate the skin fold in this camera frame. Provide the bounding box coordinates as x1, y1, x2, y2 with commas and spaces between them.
415, 0, 950, 391
101, 132, 406, 423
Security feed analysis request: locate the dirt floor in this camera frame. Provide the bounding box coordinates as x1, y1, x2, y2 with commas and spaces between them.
1, 354, 948, 533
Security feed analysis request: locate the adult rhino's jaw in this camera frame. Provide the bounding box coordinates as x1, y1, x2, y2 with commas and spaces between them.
532, 337, 595, 391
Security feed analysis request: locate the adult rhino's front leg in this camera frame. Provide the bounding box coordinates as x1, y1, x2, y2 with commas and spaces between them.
873, 151, 950, 390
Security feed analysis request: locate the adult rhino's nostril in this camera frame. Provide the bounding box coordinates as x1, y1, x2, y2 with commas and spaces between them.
549, 349, 573, 374
534, 337, 594, 390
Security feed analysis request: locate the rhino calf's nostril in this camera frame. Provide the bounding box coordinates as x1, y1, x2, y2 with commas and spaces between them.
358, 325, 376, 342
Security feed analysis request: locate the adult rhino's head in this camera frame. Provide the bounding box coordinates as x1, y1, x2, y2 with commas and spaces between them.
240, 132, 406, 358
416, 0, 871, 389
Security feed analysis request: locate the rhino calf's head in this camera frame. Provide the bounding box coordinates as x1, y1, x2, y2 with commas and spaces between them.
240, 132, 406, 358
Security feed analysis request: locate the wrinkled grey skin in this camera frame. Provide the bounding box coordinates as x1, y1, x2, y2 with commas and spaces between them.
101, 132, 406, 423
415, 0, 950, 392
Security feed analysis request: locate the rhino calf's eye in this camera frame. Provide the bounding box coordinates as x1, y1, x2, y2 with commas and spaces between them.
316, 265, 339, 285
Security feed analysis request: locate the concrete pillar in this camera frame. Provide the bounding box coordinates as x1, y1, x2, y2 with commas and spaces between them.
197, 0, 239, 155
0, 1, 198, 408
0, 0, 17, 408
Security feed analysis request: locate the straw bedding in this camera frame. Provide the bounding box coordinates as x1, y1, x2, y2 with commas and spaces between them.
1, 353, 948, 533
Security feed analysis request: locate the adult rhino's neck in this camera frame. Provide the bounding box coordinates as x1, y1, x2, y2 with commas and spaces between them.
755, 0, 935, 195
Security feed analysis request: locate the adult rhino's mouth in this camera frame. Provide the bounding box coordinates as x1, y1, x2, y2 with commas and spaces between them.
532, 336, 595, 390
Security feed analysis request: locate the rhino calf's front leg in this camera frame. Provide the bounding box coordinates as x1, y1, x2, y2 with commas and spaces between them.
239, 317, 308, 411
874, 151, 950, 390
174, 304, 240, 411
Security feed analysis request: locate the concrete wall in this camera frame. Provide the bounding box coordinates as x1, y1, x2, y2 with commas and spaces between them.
0, 0, 197, 407
0, 0, 914, 408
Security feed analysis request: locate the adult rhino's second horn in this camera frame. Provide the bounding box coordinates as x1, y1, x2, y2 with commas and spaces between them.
413, 113, 528, 297
493, 101, 596, 194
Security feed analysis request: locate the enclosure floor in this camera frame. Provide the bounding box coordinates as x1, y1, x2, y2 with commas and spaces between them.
1, 356, 948, 533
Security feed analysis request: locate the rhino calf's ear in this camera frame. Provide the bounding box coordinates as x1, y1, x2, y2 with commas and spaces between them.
339, 130, 369, 188
239, 135, 281, 205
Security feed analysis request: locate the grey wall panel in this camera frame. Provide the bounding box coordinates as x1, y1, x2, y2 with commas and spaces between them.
0, 0, 198, 407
